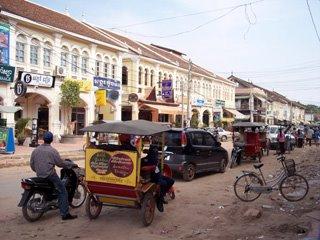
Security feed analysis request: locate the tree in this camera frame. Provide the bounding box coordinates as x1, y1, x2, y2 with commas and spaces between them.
190, 114, 199, 128
60, 80, 81, 108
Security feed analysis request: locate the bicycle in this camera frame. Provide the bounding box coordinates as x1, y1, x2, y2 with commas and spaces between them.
234, 155, 309, 202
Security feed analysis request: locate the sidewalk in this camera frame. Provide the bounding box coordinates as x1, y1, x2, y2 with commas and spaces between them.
0, 142, 84, 168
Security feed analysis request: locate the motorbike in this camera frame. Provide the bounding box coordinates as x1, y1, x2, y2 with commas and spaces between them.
18, 159, 87, 222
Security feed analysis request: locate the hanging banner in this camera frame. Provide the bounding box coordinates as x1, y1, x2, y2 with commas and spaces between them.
162, 79, 172, 99
0, 22, 10, 65
85, 148, 138, 187
95, 89, 107, 106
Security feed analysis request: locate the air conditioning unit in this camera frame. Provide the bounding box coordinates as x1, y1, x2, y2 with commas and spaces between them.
55, 66, 67, 76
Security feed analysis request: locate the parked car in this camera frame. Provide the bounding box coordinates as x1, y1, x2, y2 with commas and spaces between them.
217, 127, 232, 142
267, 125, 296, 151
163, 128, 229, 181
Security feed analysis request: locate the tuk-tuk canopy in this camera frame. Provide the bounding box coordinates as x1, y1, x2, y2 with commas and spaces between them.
232, 122, 266, 128
81, 120, 171, 136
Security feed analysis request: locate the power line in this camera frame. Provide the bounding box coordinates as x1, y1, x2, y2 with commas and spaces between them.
306, 0, 320, 44
108, 0, 264, 30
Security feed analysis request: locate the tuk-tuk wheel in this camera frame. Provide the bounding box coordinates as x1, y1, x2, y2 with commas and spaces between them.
141, 192, 155, 226
85, 194, 102, 220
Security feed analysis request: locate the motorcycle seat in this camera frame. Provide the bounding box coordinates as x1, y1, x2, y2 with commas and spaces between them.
253, 163, 264, 169
26, 177, 54, 187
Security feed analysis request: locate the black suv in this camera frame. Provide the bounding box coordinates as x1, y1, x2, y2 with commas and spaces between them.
164, 128, 229, 181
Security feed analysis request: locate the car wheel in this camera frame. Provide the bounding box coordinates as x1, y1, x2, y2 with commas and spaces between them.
219, 159, 227, 173
183, 164, 195, 181
221, 136, 227, 142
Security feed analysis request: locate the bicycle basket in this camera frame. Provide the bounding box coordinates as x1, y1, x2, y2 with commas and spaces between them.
284, 159, 296, 176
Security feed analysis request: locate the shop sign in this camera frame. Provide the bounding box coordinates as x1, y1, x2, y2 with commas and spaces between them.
0, 22, 10, 65
108, 90, 119, 101
128, 93, 138, 102
85, 149, 137, 187
95, 89, 107, 106
215, 99, 225, 107
162, 79, 172, 99
194, 99, 205, 107
0, 127, 15, 154
65, 77, 92, 92
0, 64, 15, 83
19, 71, 55, 88
14, 81, 27, 97
93, 76, 120, 90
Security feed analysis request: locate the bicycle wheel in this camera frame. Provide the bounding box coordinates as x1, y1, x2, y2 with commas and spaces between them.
279, 174, 309, 202
234, 173, 263, 202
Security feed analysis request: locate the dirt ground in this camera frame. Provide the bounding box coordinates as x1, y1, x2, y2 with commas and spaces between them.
0, 143, 319, 240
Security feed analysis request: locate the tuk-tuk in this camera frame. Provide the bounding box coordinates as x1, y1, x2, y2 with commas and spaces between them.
230, 122, 266, 168
81, 120, 171, 226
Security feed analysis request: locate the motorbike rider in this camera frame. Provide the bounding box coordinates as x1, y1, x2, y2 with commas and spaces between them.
30, 131, 78, 220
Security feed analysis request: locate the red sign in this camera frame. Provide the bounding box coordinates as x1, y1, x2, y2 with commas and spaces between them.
109, 153, 134, 178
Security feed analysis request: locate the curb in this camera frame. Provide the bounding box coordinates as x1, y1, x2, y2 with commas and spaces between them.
0, 152, 85, 169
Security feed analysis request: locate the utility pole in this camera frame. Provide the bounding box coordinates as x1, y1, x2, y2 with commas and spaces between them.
181, 78, 185, 128
186, 59, 192, 127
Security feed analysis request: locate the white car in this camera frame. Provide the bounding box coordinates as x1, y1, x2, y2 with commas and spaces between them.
267, 125, 296, 150
217, 127, 232, 142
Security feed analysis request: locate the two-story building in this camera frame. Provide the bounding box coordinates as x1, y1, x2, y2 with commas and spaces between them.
0, 0, 128, 138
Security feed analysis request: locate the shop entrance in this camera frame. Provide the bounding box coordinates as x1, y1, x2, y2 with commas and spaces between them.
38, 107, 49, 131
138, 110, 152, 121
121, 106, 132, 121
71, 107, 85, 135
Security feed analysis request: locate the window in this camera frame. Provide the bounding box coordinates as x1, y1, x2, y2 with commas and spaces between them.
16, 42, 25, 62
191, 132, 203, 145
95, 60, 101, 76
43, 48, 51, 67
158, 114, 169, 122
112, 64, 116, 79
158, 72, 162, 88
61, 52, 68, 67
82, 57, 88, 74
104, 62, 109, 77
71, 54, 78, 73
150, 70, 154, 86
165, 131, 182, 147
138, 67, 142, 84
30, 45, 39, 65
144, 69, 148, 86
122, 66, 128, 85
203, 133, 215, 146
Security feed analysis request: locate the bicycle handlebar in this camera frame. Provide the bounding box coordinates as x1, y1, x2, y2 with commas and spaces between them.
276, 155, 285, 161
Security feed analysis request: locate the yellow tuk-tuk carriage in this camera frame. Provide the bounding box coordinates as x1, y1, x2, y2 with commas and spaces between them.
81, 120, 170, 226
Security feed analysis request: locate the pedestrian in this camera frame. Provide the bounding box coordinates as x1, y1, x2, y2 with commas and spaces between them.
314, 127, 320, 147
306, 127, 314, 147
30, 131, 78, 220
277, 128, 286, 154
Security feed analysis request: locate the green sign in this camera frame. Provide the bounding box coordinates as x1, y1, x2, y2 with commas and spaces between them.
0, 64, 15, 82
215, 99, 225, 107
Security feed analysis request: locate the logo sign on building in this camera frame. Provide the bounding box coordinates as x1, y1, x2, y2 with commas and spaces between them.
95, 89, 107, 106
14, 81, 27, 97
215, 99, 225, 107
19, 71, 55, 88
108, 90, 119, 101
161, 79, 172, 99
93, 76, 120, 90
0, 64, 15, 83
194, 99, 205, 107
128, 93, 138, 102
0, 23, 10, 65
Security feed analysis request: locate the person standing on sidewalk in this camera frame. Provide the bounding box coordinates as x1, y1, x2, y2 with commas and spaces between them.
30, 131, 78, 220
306, 127, 314, 147
277, 128, 286, 154
314, 127, 320, 147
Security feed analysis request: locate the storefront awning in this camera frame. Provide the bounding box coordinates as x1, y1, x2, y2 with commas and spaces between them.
224, 108, 249, 120
0, 106, 23, 113
141, 104, 183, 115
253, 95, 267, 103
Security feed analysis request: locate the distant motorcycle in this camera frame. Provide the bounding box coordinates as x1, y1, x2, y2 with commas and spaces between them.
18, 159, 87, 222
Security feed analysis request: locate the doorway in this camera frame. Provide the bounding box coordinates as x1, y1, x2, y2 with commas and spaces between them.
38, 107, 49, 131
71, 107, 85, 135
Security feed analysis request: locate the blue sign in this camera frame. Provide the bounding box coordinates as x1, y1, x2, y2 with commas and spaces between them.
94, 76, 120, 90
194, 99, 205, 107
162, 79, 172, 99
0, 127, 15, 154
0, 23, 10, 65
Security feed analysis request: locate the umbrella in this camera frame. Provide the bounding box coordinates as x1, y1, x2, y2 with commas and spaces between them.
81, 120, 171, 136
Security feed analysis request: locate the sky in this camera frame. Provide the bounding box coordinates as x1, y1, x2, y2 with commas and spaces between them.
33, 0, 320, 105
